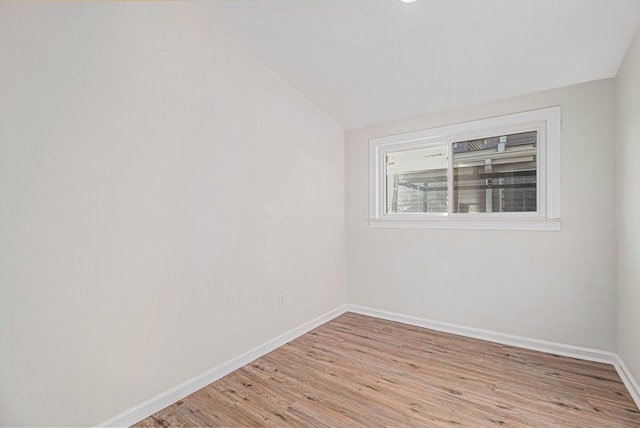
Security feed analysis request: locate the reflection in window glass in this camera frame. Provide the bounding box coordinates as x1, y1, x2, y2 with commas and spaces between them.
452, 131, 537, 213
385, 145, 448, 214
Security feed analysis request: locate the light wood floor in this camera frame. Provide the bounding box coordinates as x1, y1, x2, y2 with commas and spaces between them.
134, 312, 640, 427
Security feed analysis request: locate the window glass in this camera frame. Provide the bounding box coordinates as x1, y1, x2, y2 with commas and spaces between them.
452, 131, 537, 213
385, 145, 448, 214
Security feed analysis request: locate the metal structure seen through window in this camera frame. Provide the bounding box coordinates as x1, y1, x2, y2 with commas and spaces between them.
385, 131, 537, 215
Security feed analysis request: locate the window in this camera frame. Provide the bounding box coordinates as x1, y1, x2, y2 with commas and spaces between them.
369, 107, 561, 230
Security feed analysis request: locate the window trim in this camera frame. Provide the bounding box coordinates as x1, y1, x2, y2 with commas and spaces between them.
369, 107, 561, 231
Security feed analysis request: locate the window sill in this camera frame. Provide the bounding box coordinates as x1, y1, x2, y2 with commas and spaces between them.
368, 217, 561, 231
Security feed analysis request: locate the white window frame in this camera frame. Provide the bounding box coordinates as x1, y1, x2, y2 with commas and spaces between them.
369, 107, 561, 231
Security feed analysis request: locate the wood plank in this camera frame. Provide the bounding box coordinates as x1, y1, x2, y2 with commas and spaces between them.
134, 312, 640, 427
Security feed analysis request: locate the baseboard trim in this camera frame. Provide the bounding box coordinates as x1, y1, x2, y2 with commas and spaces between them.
347, 305, 618, 365
614, 356, 640, 410
97, 305, 348, 427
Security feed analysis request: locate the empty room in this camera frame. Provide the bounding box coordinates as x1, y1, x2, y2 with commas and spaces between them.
1, 0, 639, 426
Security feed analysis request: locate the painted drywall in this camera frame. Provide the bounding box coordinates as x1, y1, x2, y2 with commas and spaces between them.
616, 25, 640, 388
0, 3, 345, 426
346, 80, 617, 352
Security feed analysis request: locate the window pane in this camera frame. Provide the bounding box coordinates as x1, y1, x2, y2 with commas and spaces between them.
453, 131, 537, 213
385, 145, 448, 213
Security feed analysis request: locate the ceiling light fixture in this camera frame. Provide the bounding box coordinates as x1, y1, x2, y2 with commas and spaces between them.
401, 0, 417, 3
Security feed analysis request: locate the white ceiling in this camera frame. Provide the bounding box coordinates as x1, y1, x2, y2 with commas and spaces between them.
201, 0, 640, 130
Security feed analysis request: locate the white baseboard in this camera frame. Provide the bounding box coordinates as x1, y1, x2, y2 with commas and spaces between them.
347, 305, 618, 364
614, 356, 640, 410
97, 305, 347, 428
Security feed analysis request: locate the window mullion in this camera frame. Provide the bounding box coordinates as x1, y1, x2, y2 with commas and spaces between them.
447, 141, 454, 215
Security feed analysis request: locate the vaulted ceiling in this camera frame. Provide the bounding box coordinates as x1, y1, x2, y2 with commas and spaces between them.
201, 0, 640, 130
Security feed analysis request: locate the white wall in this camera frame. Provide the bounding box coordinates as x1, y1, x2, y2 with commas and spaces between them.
616, 26, 640, 387
346, 80, 617, 352
0, 3, 345, 426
